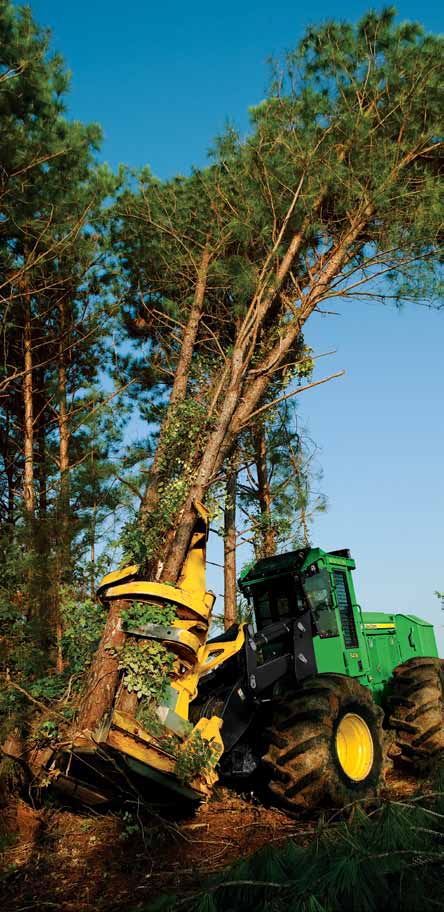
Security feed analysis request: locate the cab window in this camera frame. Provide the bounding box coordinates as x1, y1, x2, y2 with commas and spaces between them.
252, 576, 301, 629
303, 567, 339, 638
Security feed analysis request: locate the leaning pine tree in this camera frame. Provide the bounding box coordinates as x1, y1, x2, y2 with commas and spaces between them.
78, 9, 443, 733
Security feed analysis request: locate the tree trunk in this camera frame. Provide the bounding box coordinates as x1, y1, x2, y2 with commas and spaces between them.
22, 290, 36, 625
254, 425, 276, 559
33, 391, 54, 656
22, 293, 35, 518
223, 466, 237, 630
293, 444, 310, 547
140, 246, 210, 520
158, 215, 342, 581
35, 408, 47, 520
58, 298, 71, 577
76, 600, 126, 732
90, 502, 97, 600
52, 300, 71, 673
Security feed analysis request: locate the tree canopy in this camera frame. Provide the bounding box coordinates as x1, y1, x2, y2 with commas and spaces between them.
113, 6, 443, 582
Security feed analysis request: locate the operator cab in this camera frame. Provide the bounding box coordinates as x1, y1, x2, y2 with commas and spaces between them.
252, 575, 305, 629
303, 564, 339, 638
239, 550, 340, 643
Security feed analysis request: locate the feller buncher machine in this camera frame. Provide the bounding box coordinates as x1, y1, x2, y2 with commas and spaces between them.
43, 502, 444, 811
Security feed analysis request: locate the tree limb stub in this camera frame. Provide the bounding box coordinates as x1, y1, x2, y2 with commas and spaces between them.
240, 371, 345, 428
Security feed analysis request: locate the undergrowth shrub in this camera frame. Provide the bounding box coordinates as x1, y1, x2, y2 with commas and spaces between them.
0, 584, 108, 743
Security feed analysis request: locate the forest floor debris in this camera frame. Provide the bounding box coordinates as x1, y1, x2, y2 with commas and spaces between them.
0, 768, 418, 912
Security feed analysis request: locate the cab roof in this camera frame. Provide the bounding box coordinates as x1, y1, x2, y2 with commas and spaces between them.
238, 546, 355, 591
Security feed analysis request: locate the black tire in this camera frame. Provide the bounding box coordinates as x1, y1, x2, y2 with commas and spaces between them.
263, 673, 385, 811
387, 657, 444, 767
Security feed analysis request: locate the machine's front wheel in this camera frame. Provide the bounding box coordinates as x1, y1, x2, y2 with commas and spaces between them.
263, 673, 385, 811
387, 657, 444, 767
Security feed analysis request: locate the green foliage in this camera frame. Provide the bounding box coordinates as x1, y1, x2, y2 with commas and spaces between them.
60, 588, 108, 677
135, 701, 166, 737
122, 400, 215, 569
0, 581, 107, 741
120, 600, 177, 631
135, 702, 181, 753
175, 731, 219, 785
118, 810, 143, 841
34, 719, 59, 746
29, 676, 66, 702
237, 400, 326, 560
113, 640, 175, 703
133, 701, 217, 781
142, 777, 444, 911
115, 3, 443, 577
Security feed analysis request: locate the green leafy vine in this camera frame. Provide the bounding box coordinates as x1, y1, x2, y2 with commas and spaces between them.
121, 400, 216, 569
120, 600, 177, 631
175, 731, 219, 785
113, 640, 175, 703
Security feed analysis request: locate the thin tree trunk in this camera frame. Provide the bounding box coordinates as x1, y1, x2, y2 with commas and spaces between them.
223, 466, 237, 630
34, 389, 54, 656
58, 298, 70, 576
22, 292, 35, 518
53, 300, 71, 673
286, 428, 310, 547
254, 425, 276, 559
35, 410, 47, 519
22, 289, 36, 626
297, 478, 310, 547
90, 502, 97, 601
140, 246, 210, 520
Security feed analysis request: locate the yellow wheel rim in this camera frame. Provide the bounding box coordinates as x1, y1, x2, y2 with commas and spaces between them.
335, 713, 374, 782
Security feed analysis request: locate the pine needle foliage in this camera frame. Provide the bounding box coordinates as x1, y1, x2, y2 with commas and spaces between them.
142, 774, 444, 912
113, 3, 443, 580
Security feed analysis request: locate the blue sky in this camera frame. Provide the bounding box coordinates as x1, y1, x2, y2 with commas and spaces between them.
26, 1, 444, 639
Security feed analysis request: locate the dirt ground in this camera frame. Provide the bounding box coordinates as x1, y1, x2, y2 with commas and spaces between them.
0, 768, 419, 912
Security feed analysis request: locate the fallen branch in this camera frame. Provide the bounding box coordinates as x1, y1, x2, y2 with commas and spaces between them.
2, 673, 65, 718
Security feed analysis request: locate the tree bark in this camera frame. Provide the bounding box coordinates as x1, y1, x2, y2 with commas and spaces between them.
22, 289, 37, 627
6, 460, 14, 535
35, 404, 47, 520
140, 246, 210, 520
254, 425, 276, 559
33, 389, 54, 654
76, 600, 126, 732
90, 502, 97, 600
50, 299, 71, 673
286, 427, 310, 547
58, 297, 71, 576
22, 292, 35, 518
223, 466, 237, 629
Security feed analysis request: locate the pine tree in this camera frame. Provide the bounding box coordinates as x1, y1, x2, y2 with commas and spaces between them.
238, 400, 326, 560
81, 10, 444, 732
0, 2, 120, 668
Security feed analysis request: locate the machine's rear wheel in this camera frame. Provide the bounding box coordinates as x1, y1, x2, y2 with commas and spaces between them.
263, 673, 385, 811
387, 657, 444, 767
